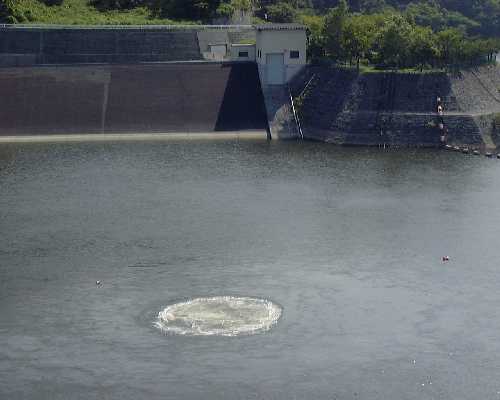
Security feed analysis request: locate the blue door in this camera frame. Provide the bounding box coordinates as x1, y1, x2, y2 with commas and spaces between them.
266, 53, 285, 85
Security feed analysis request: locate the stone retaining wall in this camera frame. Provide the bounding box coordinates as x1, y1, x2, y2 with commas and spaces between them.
293, 65, 500, 148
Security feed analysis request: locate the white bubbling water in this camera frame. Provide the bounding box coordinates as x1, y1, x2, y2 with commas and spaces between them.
155, 296, 282, 336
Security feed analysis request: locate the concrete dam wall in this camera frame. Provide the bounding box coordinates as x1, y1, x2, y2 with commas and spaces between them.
293, 65, 500, 149
0, 62, 268, 135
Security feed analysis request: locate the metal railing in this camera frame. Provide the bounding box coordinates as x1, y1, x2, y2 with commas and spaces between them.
0, 23, 254, 30
288, 85, 304, 140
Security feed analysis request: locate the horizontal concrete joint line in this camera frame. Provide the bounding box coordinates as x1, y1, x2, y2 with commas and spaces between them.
0, 132, 269, 143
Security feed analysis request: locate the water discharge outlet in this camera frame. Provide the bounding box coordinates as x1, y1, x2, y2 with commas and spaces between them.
155, 296, 282, 337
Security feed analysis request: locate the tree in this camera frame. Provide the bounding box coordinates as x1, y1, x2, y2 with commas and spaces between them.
408, 25, 439, 69
216, 0, 253, 18
151, 0, 221, 20
360, 0, 387, 13
300, 14, 327, 60
266, 2, 298, 22
41, 0, 65, 5
0, 0, 10, 23
323, 0, 349, 61
377, 15, 413, 67
405, 1, 445, 31
343, 15, 376, 68
436, 28, 463, 66
92, 0, 148, 11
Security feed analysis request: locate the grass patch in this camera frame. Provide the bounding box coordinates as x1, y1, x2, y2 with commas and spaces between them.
357, 64, 446, 74
315, 61, 448, 75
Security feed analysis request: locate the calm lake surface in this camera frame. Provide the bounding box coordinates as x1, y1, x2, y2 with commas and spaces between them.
1, 140, 500, 400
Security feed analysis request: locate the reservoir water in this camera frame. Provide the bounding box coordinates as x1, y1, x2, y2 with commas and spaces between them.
1, 140, 500, 399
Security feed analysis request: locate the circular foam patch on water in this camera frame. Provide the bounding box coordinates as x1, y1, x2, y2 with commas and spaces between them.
155, 296, 282, 336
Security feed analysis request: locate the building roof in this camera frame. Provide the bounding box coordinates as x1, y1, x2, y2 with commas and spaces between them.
254, 23, 306, 31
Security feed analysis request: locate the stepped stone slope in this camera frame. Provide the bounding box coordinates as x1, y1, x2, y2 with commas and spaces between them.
293, 65, 500, 148
0, 62, 268, 135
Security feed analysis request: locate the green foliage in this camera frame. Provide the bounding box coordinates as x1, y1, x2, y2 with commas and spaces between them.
299, 13, 326, 60
343, 15, 376, 66
266, 2, 298, 22
376, 15, 414, 67
215, 0, 253, 18
41, 0, 64, 5
436, 28, 463, 65
0, 0, 194, 25
231, 0, 253, 11
216, 2, 234, 17
152, 0, 221, 20
311, 0, 500, 36
324, 0, 349, 60
408, 25, 439, 68
2, 0, 500, 39
359, 0, 388, 13
320, 4, 500, 69
405, 1, 479, 32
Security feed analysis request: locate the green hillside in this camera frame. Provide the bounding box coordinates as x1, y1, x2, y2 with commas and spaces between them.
2, 0, 499, 38
0, 0, 194, 25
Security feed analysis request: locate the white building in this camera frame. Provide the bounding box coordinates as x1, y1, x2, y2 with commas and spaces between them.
230, 43, 256, 61
254, 24, 307, 86
202, 24, 307, 85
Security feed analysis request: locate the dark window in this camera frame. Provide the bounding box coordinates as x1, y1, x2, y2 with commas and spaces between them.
238, 51, 249, 58
290, 51, 300, 59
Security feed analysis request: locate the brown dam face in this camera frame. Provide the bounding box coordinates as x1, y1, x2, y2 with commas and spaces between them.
0, 63, 268, 136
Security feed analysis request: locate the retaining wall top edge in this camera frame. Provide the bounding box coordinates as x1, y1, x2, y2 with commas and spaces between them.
0, 24, 254, 31
0, 60, 257, 69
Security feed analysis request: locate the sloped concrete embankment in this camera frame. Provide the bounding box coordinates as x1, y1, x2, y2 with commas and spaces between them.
0, 27, 204, 66
293, 65, 500, 148
451, 66, 500, 148
0, 62, 268, 136
0, 25, 257, 66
